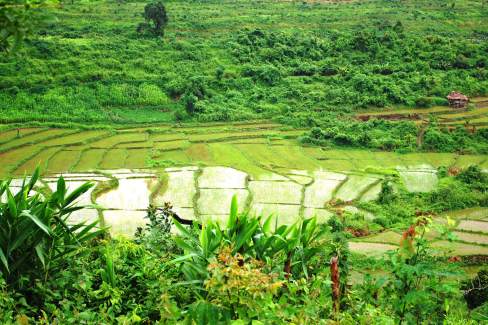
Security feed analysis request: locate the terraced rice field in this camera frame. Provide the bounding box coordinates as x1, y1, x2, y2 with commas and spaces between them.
351, 207, 488, 257
1, 121, 487, 257
356, 97, 488, 130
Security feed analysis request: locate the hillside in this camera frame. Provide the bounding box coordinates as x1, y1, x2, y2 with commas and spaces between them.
1, 0, 487, 125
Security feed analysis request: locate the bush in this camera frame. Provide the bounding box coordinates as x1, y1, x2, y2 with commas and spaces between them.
377, 180, 396, 204
0, 169, 104, 289
415, 96, 433, 108
457, 165, 488, 191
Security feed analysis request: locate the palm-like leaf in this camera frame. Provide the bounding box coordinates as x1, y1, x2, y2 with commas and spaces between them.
0, 167, 105, 287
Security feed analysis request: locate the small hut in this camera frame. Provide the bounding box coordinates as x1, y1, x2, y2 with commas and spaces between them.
447, 91, 469, 109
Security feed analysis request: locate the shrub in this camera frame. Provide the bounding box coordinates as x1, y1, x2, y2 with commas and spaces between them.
0, 168, 104, 288
377, 180, 396, 204
456, 165, 488, 191
415, 96, 433, 108
382, 218, 462, 324
204, 246, 283, 319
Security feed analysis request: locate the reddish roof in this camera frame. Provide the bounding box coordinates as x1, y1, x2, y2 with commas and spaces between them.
447, 91, 468, 101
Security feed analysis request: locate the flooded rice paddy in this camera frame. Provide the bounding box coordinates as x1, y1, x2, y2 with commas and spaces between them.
1, 122, 487, 256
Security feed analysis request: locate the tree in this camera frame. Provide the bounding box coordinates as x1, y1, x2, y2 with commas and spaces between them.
141, 1, 168, 36
0, 0, 55, 53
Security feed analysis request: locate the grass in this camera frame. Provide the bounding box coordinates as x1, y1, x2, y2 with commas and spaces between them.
208, 143, 269, 177
438, 107, 488, 119
400, 152, 456, 167
185, 143, 212, 163
151, 149, 192, 166
99, 149, 128, 170
0, 129, 72, 152
444, 116, 488, 125
149, 133, 187, 142
0, 128, 44, 144
153, 140, 190, 151
235, 143, 292, 170
454, 155, 487, 168
116, 142, 153, 149
0, 147, 43, 177
38, 131, 109, 147
89, 133, 146, 148
72, 149, 107, 172
187, 130, 277, 142
46, 150, 82, 174
269, 145, 322, 170
0, 125, 485, 179
431, 240, 488, 256
13, 147, 60, 176
358, 231, 402, 245
358, 106, 451, 116
125, 149, 149, 168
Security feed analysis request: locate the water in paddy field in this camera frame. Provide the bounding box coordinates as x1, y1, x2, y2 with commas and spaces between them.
3, 163, 456, 237
5, 164, 488, 257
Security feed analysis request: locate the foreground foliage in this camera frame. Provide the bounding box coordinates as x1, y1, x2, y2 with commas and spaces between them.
0, 168, 103, 288
0, 170, 487, 323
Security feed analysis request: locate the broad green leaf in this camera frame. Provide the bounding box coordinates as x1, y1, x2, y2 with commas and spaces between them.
167, 253, 199, 266
21, 211, 51, 235
174, 237, 197, 254
172, 217, 192, 237
7, 190, 17, 217
63, 182, 94, 207
0, 248, 9, 273
227, 194, 238, 229
35, 244, 46, 268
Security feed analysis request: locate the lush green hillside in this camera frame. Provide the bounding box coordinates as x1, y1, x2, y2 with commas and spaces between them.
0, 0, 487, 125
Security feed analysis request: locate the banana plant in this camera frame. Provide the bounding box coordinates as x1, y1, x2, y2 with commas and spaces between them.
0, 168, 105, 287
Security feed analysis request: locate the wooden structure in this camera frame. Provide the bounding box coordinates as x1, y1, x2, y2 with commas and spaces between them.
447, 91, 469, 109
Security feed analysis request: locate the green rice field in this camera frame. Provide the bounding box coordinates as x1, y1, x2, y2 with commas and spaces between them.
1, 121, 486, 179
357, 97, 488, 130
1, 121, 487, 258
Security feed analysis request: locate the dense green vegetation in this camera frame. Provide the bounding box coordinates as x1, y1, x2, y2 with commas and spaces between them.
1, 0, 487, 152
301, 120, 488, 153
0, 0, 55, 53
1, 0, 488, 323
1, 171, 487, 323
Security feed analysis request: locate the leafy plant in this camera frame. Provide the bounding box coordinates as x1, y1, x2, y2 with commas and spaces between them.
457, 165, 488, 192
0, 168, 104, 287
382, 217, 461, 324
204, 246, 283, 320
171, 218, 223, 284
0, 0, 55, 53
